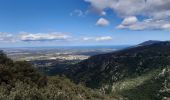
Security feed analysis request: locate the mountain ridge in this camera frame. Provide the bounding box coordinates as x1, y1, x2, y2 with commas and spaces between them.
65, 41, 170, 99
138, 40, 162, 46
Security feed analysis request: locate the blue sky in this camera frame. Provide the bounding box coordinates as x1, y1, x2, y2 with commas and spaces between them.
0, 0, 170, 47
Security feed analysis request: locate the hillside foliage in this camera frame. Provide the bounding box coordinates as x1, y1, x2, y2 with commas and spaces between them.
0, 51, 118, 100
66, 41, 170, 100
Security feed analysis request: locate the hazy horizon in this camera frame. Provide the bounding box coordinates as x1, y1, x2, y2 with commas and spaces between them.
0, 44, 131, 49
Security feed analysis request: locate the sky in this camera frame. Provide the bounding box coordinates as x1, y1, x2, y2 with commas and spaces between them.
0, 0, 170, 47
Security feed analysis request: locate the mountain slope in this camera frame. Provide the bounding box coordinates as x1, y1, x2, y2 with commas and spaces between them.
66, 41, 170, 99
67, 41, 170, 87
0, 51, 119, 100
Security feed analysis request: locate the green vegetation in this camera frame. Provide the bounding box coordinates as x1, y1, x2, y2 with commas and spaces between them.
0, 76, 117, 100
120, 67, 170, 100
0, 51, 118, 100
66, 41, 170, 100
1, 41, 170, 100
111, 68, 162, 92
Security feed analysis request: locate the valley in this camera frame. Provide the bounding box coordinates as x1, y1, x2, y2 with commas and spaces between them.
2, 46, 127, 75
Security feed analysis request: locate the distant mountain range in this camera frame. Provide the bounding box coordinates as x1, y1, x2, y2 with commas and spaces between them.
66, 41, 170, 100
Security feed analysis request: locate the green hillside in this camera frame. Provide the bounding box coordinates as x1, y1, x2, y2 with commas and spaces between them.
0, 51, 118, 100
66, 41, 170, 100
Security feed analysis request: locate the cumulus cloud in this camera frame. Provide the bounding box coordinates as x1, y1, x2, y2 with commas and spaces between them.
162, 24, 170, 30
85, 0, 115, 11
85, 0, 170, 30
121, 16, 138, 26
0, 32, 71, 43
0, 32, 113, 44
117, 18, 170, 30
85, 0, 167, 18
95, 36, 113, 41
19, 32, 70, 41
96, 18, 110, 26
83, 36, 113, 41
0, 32, 16, 42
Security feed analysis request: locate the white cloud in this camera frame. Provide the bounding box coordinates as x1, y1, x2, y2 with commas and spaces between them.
162, 24, 170, 30
85, 0, 170, 30
85, 0, 115, 10
96, 18, 110, 26
117, 19, 170, 30
101, 11, 106, 16
85, 0, 114, 16
95, 36, 112, 41
83, 36, 113, 41
0, 32, 71, 43
85, 0, 160, 17
121, 16, 138, 26
70, 9, 88, 17
19, 32, 70, 41
0, 32, 16, 42
83, 37, 93, 41
0, 32, 113, 44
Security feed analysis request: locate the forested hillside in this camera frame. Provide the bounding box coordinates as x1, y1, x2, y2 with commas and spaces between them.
66, 41, 170, 100
0, 51, 118, 100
